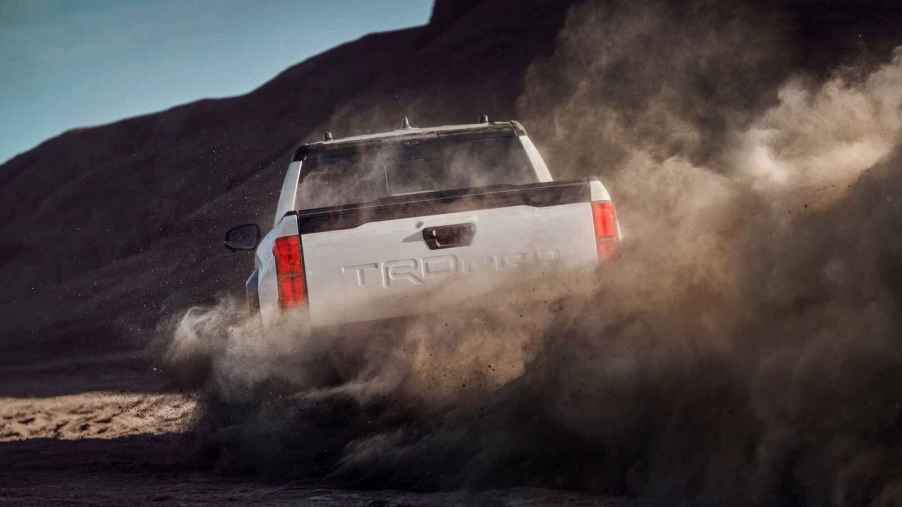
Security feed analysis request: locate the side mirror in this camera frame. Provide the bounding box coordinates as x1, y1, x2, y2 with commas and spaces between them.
224, 223, 261, 252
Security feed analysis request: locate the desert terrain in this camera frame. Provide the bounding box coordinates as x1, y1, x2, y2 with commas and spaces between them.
0, 361, 650, 505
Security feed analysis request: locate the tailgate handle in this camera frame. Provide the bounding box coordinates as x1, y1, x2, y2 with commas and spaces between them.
422, 223, 476, 250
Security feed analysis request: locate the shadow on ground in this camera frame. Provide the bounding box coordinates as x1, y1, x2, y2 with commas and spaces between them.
0, 434, 664, 506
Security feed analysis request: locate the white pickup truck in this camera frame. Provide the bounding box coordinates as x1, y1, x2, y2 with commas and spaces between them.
225, 119, 620, 330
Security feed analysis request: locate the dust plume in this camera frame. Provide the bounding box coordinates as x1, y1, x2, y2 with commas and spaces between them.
159, 1, 902, 505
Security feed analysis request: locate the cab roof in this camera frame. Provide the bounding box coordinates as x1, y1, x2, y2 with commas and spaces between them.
292, 120, 525, 161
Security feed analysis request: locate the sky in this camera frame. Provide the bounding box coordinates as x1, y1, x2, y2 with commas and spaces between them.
0, 0, 433, 165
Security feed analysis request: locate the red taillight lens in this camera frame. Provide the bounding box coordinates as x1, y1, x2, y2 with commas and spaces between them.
273, 235, 307, 308
591, 201, 620, 261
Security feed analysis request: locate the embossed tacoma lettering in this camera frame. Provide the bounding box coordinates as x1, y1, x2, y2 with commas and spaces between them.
341, 249, 560, 289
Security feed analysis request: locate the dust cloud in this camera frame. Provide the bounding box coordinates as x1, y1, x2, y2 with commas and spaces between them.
161, 1, 902, 505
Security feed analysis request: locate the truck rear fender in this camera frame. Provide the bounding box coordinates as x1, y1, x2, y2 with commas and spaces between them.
588, 178, 622, 240
588, 178, 612, 202
256, 213, 301, 327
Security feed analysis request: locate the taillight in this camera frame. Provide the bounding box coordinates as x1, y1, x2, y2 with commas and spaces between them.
273, 235, 307, 308
591, 201, 620, 261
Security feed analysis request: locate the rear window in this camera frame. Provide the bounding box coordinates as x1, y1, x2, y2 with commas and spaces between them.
295, 132, 536, 210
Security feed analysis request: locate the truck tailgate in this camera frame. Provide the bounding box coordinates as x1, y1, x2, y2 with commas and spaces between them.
296, 181, 599, 327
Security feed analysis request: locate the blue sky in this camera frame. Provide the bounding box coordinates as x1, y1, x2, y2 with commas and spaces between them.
0, 0, 433, 164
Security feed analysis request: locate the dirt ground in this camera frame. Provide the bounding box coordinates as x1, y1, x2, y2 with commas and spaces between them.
0, 353, 662, 506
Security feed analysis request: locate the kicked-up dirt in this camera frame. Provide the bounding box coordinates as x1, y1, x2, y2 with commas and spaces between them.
0, 354, 665, 506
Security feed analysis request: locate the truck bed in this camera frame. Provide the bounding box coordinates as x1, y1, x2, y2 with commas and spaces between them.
292, 180, 601, 327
